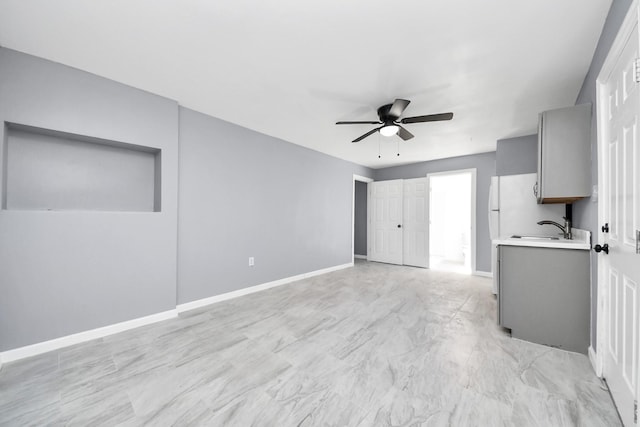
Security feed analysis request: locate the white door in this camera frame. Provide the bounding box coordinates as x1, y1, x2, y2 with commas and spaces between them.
599, 19, 640, 427
368, 180, 403, 265
403, 178, 428, 268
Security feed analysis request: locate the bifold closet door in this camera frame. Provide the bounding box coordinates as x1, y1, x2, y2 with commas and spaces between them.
368, 178, 428, 267
403, 178, 428, 268
368, 180, 403, 265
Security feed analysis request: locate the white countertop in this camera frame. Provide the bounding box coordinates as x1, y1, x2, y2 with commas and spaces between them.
493, 228, 591, 250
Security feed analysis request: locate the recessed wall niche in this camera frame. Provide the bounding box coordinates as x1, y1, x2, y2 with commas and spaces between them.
2, 123, 161, 212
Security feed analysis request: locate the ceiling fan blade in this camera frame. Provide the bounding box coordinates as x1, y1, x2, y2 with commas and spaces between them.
352, 127, 381, 143
397, 126, 414, 141
401, 112, 454, 124
336, 120, 381, 125
388, 99, 411, 118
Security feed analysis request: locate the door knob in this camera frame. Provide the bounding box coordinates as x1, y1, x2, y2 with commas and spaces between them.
397, 224, 402, 228
594, 244, 609, 254
602, 223, 609, 233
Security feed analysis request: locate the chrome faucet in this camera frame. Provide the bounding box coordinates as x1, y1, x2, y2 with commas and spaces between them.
537, 217, 572, 240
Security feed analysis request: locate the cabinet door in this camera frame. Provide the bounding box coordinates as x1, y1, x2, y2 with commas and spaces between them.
537, 104, 592, 203
499, 246, 590, 353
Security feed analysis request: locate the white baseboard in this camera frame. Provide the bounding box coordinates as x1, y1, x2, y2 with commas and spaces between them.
177, 262, 354, 313
588, 345, 601, 377
0, 262, 355, 366
473, 270, 493, 278
354, 254, 367, 260
0, 309, 177, 365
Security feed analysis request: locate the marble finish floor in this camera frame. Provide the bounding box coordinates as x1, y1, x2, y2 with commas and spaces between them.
0, 260, 621, 426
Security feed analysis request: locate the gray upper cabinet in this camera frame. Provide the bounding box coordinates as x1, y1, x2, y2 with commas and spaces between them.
535, 103, 592, 204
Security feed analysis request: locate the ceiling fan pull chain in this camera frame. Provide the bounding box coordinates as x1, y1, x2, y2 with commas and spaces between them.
397, 139, 400, 156
378, 133, 381, 159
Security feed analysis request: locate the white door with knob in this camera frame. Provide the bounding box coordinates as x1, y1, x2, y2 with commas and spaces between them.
403, 178, 429, 268
368, 180, 404, 265
597, 9, 640, 426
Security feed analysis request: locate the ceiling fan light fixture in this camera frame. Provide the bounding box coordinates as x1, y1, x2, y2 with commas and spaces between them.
379, 124, 399, 137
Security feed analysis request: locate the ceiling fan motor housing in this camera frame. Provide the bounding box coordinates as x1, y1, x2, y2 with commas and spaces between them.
377, 104, 397, 123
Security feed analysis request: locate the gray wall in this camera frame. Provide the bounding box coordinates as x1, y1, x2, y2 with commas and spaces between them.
177, 107, 373, 304
354, 180, 367, 256
496, 134, 538, 176
0, 48, 180, 351
374, 152, 496, 273
573, 0, 633, 351
0, 48, 375, 352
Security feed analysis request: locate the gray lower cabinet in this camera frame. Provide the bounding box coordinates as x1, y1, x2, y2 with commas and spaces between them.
498, 245, 590, 354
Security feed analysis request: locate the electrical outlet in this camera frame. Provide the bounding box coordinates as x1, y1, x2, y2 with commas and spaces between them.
248, 257, 254, 266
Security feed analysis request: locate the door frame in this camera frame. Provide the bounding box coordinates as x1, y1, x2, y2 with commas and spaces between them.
352, 174, 374, 265
594, 0, 638, 380
426, 168, 477, 274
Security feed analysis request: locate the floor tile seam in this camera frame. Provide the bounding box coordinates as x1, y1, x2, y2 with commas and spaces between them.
58, 365, 119, 393
517, 347, 555, 380
110, 348, 154, 372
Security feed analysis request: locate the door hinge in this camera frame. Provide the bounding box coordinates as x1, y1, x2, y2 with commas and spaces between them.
635, 59, 640, 83
634, 399, 637, 423
635, 230, 640, 254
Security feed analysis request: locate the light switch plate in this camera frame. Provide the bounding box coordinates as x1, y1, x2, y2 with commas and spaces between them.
591, 185, 598, 202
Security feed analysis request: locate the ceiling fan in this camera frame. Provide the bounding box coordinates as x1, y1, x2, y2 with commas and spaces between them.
336, 99, 453, 143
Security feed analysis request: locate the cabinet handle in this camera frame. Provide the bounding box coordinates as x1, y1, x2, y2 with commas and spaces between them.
533, 182, 538, 197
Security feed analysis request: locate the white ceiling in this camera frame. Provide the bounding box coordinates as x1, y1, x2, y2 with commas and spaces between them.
0, 0, 611, 168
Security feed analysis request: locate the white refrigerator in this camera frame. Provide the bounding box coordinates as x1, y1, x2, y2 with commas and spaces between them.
488, 173, 565, 293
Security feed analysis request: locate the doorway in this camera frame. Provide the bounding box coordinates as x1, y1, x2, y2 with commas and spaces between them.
352, 174, 373, 264
427, 170, 475, 274
354, 180, 368, 260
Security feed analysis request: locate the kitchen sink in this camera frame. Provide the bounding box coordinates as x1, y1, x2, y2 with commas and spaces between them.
511, 235, 560, 240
